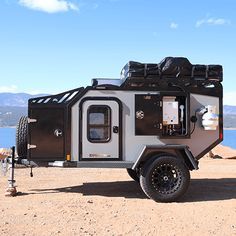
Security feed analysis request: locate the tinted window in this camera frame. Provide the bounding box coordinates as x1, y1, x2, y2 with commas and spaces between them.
87, 106, 111, 142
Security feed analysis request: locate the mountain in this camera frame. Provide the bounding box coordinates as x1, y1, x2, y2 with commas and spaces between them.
0, 93, 48, 127
223, 105, 236, 115
223, 106, 236, 128
0, 106, 27, 127
224, 114, 236, 128
0, 92, 48, 107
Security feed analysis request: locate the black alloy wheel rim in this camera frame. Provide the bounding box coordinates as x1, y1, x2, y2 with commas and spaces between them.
151, 163, 182, 194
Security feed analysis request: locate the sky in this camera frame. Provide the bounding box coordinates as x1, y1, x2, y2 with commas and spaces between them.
0, 0, 235, 104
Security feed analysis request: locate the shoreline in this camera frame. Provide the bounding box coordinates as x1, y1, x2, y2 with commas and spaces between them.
218, 143, 236, 150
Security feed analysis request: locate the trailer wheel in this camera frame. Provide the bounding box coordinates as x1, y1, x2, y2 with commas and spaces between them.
16, 116, 28, 158
126, 168, 139, 182
140, 155, 190, 202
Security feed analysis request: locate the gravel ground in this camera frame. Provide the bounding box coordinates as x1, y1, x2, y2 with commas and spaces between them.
0, 158, 236, 236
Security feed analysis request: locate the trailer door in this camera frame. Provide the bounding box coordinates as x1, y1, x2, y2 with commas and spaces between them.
80, 99, 121, 160
29, 108, 65, 161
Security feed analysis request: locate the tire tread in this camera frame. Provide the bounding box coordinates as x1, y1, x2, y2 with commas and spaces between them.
16, 116, 28, 158
140, 155, 190, 202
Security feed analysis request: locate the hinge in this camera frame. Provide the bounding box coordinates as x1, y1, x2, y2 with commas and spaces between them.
28, 118, 37, 123
27, 144, 37, 149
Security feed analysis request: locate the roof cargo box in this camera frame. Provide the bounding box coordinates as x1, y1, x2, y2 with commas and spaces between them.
192, 64, 223, 81
120, 57, 223, 83
158, 57, 192, 76
120, 61, 160, 80
120, 57, 192, 80
208, 65, 223, 80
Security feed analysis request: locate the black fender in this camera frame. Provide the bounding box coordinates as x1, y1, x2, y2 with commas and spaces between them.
132, 145, 199, 171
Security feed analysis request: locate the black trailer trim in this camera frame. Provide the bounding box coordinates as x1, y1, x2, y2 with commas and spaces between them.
119, 75, 223, 97
65, 86, 92, 160
79, 96, 123, 161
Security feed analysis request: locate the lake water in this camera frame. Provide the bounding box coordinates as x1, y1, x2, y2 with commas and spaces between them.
0, 128, 16, 148
222, 129, 236, 149
0, 128, 236, 149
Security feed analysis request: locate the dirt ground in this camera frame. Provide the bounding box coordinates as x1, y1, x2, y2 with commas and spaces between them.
0, 158, 236, 236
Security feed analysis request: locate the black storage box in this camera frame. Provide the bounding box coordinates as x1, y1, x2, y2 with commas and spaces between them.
192, 64, 223, 81
121, 57, 223, 82
121, 61, 160, 80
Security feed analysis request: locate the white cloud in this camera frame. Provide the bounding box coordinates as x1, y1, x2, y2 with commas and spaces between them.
170, 22, 178, 29
223, 92, 236, 106
196, 17, 230, 28
0, 85, 18, 93
18, 0, 79, 13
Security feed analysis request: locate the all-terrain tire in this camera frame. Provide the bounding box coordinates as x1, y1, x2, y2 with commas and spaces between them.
16, 116, 28, 158
140, 155, 190, 202
126, 168, 139, 182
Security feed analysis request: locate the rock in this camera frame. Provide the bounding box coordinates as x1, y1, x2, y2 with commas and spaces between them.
0, 148, 12, 159
208, 150, 215, 158
5, 187, 17, 197
206, 144, 236, 159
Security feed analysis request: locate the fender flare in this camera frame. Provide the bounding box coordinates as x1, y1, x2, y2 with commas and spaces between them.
132, 145, 199, 171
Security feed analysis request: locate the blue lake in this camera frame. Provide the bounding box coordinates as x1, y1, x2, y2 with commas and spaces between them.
0, 128, 16, 148
0, 127, 236, 149
222, 129, 236, 149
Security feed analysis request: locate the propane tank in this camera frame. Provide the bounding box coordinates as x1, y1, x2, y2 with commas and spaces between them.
201, 105, 219, 130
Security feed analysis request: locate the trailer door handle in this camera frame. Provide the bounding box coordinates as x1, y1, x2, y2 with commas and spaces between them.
113, 126, 119, 133
54, 129, 63, 137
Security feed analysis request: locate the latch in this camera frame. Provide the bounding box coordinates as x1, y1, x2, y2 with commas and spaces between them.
113, 126, 119, 133
27, 144, 37, 149
28, 118, 37, 123
136, 110, 144, 119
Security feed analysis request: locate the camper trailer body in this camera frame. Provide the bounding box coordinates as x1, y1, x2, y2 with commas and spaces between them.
16, 57, 223, 202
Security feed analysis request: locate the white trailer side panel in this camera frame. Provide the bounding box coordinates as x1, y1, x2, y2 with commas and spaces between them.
71, 90, 220, 162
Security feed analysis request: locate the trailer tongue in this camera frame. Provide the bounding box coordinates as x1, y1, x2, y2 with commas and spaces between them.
13, 57, 223, 202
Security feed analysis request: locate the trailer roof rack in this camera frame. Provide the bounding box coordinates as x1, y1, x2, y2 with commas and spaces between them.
120, 57, 223, 89
29, 87, 84, 106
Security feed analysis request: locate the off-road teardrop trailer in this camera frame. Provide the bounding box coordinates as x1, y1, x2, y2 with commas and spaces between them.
16, 57, 223, 202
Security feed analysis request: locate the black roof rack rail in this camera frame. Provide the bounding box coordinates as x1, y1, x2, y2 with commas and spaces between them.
29, 87, 84, 106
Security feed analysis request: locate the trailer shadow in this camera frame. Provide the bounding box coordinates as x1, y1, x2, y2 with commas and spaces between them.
27, 178, 236, 202
28, 181, 146, 199
183, 178, 236, 202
